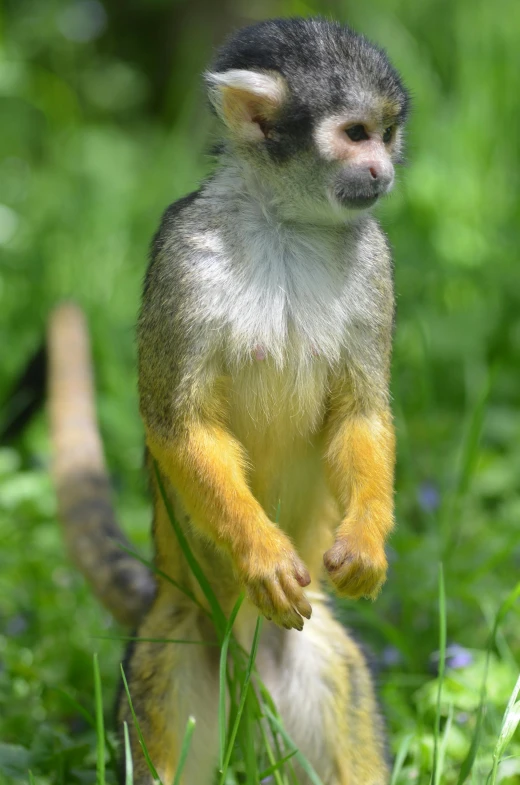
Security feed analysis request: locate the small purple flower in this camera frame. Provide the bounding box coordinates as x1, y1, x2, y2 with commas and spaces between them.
418, 481, 440, 513
430, 643, 473, 674
446, 644, 473, 670
381, 646, 403, 667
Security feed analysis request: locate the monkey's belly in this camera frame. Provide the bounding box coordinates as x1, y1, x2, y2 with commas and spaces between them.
254, 443, 340, 582
226, 357, 336, 574
237, 427, 337, 579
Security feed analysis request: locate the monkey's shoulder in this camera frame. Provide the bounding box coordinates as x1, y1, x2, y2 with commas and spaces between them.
143, 189, 202, 296
150, 190, 202, 259
350, 215, 393, 274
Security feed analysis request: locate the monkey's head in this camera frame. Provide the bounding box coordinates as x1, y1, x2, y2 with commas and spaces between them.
206, 18, 410, 224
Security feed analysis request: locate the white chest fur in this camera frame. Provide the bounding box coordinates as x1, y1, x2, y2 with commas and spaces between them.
190, 187, 376, 435
226, 209, 352, 368
193, 205, 365, 363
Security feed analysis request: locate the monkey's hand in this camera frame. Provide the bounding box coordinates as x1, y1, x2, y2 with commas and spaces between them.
235, 529, 312, 631
323, 527, 388, 600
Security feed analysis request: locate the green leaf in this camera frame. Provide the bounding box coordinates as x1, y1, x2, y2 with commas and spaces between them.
0, 744, 31, 778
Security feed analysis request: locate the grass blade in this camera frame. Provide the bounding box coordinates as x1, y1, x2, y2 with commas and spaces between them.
487, 673, 520, 784
264, 706, 325, 785
93, 653, 105, 785
95, 635, 219, 646
219, 594, 245, 769
437, 705, 454, 784
117, 543, 207, 614
390, 734, 413, 785
456, 696, 486, 785
257, 676, 300, 784
219, 616, 263, 784
154, 462, 227, 636
259, 714, 289, 785
172, 716, 196, 785
48, 685, 118, 768
237, 688, 259, 784
431, 563, 447, 785
123, 722, 134, 785
120, 664, 161, 783
259, 749, 298, 780
441, 374, 491, 549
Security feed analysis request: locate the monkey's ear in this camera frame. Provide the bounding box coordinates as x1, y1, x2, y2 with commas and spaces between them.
205, 69, 287, 141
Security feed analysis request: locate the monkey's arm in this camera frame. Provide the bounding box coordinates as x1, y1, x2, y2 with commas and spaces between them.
146, 417, 311, 630
322, 382, 395, 600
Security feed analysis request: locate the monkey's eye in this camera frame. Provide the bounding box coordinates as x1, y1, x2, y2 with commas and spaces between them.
383, 126, 394, 144
345, 124, 369, 142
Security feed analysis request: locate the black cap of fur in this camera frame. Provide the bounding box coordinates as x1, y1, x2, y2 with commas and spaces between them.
212, 18, 410, 124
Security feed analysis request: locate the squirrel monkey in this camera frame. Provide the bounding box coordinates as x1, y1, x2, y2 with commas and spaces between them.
49, 16, 409, 785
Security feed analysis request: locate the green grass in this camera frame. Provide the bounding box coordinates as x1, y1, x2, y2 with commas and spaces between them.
1, 435, 520, 784
1, 0, 520, 781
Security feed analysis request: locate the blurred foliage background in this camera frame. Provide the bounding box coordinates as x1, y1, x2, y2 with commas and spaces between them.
1, 0, 519, 782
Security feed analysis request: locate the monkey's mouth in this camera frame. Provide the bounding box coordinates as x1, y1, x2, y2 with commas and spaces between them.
332, 191, 379, 210
338, 194, 379, 210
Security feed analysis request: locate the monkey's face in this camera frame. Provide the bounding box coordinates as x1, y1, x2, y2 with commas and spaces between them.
312, 109, 404, 214
206, 19, 409, 224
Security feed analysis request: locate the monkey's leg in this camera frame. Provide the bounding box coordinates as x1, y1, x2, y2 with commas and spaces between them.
117, 593, 220, 785
258, 597, 389, 785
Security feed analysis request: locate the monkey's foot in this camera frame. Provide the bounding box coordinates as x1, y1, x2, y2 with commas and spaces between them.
323, 537, 387, 600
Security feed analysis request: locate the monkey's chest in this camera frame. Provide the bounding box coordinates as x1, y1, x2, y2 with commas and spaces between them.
221, 241, 346, 441
217, 224, 356, 440
218, 221, 354, 371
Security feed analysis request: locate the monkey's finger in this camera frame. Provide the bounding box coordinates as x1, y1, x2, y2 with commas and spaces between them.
327, 552, 386, 600
267, 577, 305, 630
279, 573, 312, 620
280, 611, 304, 632
247, 582, 277, 619
248, 575, 304, 630
292, 560, 311, 587
248, 579, 302, 629
323, 541, 351, 573
247, 583, 303, 631
294, 594, 312, 620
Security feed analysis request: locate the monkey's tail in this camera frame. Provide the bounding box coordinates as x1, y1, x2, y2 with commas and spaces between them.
47, 303, 156, 627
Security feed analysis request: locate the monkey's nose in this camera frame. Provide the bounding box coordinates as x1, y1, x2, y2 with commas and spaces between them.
366, 162, 384, 180
332, 161, 395, 209
363, 161, 394, 192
